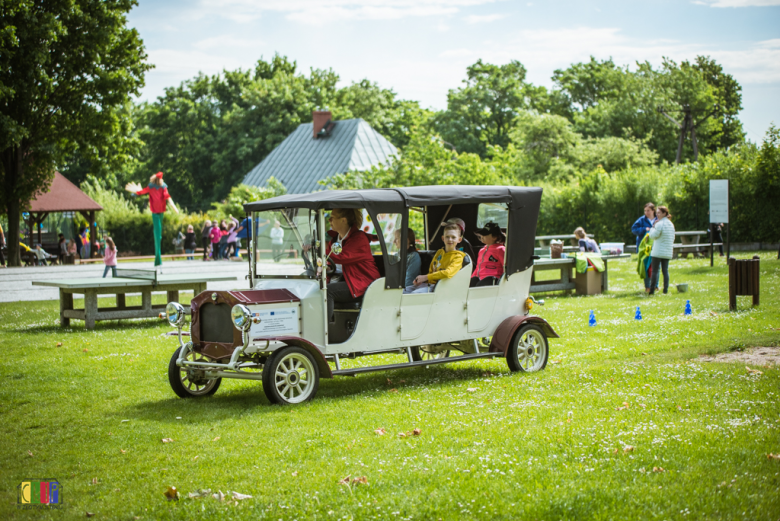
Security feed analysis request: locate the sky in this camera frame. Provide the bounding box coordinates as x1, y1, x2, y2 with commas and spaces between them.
129, 0, 780, 144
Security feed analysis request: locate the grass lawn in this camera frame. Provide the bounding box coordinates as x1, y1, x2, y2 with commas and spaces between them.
1, 252, 779, 520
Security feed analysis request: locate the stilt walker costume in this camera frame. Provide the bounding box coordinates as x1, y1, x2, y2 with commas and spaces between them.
125, 172, 179, 266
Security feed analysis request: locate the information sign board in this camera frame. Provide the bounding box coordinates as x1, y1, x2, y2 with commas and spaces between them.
710, 180, 729, 223
250, 306, 300, 336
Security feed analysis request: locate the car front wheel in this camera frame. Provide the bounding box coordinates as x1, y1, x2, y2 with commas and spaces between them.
262, 346, 320, 405
168, 347, 222, 398
506, 324, 548, 372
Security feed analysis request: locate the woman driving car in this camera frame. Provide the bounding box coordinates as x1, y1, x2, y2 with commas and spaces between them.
324, 208, 380, 322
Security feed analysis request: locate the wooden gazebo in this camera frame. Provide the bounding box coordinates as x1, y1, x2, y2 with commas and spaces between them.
28, 172, 103, 255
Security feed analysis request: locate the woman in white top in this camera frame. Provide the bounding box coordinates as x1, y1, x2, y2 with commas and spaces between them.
270, 220, 285, 262
647, 205, 675, 295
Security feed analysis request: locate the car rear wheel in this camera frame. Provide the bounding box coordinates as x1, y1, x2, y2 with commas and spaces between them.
262, 346, 320, 405
411, 345, 451, 362
506, 325, 548, 372
168, 347, 222, 398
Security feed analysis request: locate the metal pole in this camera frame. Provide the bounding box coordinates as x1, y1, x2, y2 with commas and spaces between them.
710, 223, 714, 268
726, 181, 731, 260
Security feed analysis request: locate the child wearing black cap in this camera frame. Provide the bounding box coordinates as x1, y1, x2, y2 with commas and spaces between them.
470, 222, 505, 287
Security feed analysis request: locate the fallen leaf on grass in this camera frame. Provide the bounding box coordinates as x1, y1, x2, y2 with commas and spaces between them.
292, 471, 298, 477
389, 388, 398, 393
120, 449, 126, 454
231, 491, 253, 500
163, 486, 179, 501
212, 490, 226, 502
767, 453, 780, 460
616, 402, 630, 411
374, 428, 386, 436
188, 489, 211, 499
86, 512, 94, 518
83, 348, 89, 353
338, 476, 351, 485
213, 436, 221, 442
193, 456, 199, 461
746, 366, 763, 375
413, 428, 422, 436
161, 438, 174, 443
551, 360, 562, 364
386, 378, 392, 385
466, 388, 478, 393
398, 432, 407, 438
27, 450, 33, 457
623, 446, 635, 453
653, 467, 665, 472
121, 419, 129, 423
641, 352, 647, 356
91, 478, 98, 485
339, 475, 368, 486
612, 448, 619, 454
56, 342, 62, 347
709, 311, 718, 317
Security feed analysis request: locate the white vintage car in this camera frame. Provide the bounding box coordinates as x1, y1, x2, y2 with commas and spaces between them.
164, 186, 558, 405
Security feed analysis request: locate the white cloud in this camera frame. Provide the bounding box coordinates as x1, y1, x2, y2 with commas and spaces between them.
695, 0, 780, 6
464, 13, 507, 23
198, 0, 502, 24
193, 36, 265, 51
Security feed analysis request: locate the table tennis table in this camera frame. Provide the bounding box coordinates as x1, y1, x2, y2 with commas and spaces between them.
32, 268, 239, 329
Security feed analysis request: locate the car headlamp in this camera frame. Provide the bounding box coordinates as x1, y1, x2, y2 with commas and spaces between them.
166, 301, 186, 328
231, 304, 252, 331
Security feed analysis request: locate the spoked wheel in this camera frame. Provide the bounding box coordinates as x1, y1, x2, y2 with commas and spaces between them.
411, 345, 451, 362
168, 347, 222, 398
262, 346, 320, 405
506, 325, 549, 373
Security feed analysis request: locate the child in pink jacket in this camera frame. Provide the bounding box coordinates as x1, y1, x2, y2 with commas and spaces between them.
470, 222, 506, 287
103, 237, 118, 277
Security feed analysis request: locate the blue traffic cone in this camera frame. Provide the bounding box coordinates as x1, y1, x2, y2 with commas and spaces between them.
684, 300, 692, 315
635, 306, 642, 320
589, 310, 596, 327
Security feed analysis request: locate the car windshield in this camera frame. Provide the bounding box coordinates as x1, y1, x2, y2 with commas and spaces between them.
252, 209, 317, 277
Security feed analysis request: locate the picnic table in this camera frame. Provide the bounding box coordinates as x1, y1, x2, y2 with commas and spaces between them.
32, 269, 239, 329
673, 231, 708, 258
530, 254, 630, 294
536, 234, 594, 248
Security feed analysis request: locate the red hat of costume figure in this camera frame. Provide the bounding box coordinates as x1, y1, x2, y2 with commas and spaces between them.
155, 171, 164, 179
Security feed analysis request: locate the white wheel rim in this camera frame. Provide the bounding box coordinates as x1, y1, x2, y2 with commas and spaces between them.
273, 352, 315, 403
516, 329, 546, 372
419, 348, 449, 361
179, 351, 219, 396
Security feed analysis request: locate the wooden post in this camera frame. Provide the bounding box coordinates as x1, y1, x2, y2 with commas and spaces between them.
728, 257, 736, 311
60, 289, 73, 328
117, 293, 126, 309
752, 255, 760, 306
85, 289, 98, 329
710, 223, 714, 267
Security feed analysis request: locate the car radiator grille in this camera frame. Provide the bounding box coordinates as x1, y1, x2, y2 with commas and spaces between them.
200, 303, 234, 344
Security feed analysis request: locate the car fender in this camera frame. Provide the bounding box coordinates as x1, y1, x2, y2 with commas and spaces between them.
264, 336, 333, 379
489, 315, 560, 356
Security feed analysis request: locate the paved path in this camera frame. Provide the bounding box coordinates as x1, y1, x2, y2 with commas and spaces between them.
0, 259, 257, 303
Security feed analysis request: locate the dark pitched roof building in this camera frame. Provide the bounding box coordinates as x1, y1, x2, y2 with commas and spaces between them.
242, 111, 398, 194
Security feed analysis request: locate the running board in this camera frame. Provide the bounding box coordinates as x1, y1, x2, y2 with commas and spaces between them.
332, 352, 500, 377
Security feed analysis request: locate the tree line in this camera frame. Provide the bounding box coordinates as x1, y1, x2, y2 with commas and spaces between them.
2, 0, 775, 264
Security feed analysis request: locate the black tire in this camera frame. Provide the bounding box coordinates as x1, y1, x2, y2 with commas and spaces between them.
168, 347, 221, 398
410, 345, 451, 362
506, 324, 549, 373
262, 346, 320, 405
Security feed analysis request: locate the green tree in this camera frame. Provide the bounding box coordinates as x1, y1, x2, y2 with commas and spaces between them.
688, 55, 744, 150
434, 60, 539, 157
0, 0, 150, 265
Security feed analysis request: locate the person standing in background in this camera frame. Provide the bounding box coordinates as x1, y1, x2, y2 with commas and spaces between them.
201, 220, 212, 261
125, 171, 179, 266
74, 228, 83, 260
58, 234, 67, 265
0, 220, 5, 267
80, 227, 90, 259
270, 220, 285, 262
184, 225, 197, 260
225, 216, 240, 259
648, 206, 676, 295
102, 237, 118, 277
209, 221, 222, 260
632, 203, 657, 251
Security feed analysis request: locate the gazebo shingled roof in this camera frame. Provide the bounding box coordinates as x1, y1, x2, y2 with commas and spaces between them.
30, 172, 103, 212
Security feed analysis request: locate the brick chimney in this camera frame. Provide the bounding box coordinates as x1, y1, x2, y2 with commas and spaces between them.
312, 110, 332, 139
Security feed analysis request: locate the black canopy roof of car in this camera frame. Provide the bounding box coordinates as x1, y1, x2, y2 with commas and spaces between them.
244, 185, 543, 282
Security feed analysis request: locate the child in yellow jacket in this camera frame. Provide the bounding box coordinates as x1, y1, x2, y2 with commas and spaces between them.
404, 222, 466, 294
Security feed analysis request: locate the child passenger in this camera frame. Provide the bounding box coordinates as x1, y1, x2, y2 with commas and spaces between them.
404, 222, 466, 294
470, 222, 505, 287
